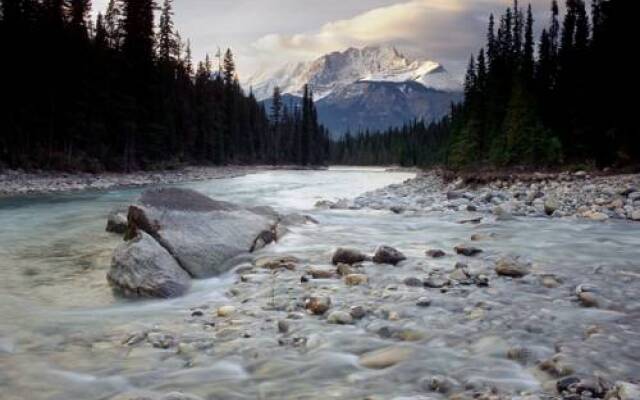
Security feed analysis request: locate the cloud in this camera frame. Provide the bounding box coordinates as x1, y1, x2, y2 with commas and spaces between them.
249, 0, 555, 77
252, 0, 502, 71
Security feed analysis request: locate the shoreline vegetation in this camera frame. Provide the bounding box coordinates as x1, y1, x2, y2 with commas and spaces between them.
0, 0, 330, 172
331, 0, 637, 170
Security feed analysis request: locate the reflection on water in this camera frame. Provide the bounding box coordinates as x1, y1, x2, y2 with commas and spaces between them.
1, 168, 640, 399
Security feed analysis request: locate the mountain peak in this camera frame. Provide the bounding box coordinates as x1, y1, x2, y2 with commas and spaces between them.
247, 45, 461, 101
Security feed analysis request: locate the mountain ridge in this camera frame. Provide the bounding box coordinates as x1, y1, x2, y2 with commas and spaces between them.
248, 45, 463, 136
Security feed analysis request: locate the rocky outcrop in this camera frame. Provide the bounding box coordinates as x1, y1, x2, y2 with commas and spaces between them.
127, 188, 279, 278
107, 188, 308, 298
107, 231, 192, 298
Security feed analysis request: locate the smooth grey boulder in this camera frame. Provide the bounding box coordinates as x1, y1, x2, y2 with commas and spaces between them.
128, 188, 279, 278
107, 231, 191, 298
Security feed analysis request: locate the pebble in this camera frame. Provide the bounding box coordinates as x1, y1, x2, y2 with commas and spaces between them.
336, 263, 353, 276
372, 245, 407, 265
350, 306, 366, 319
277, 320, 289, 334
332, 248, 368, 265
345, 274, 368, 286
416, 296, 432, 307
359, 346, 412, 369
305, 296, 331, 315
403, 277, 423, 287
454, 245, 483, 257
256, 256, 298, 270
544, 198, 560, 216
309, 268, 334, 279
217, 305, 236, 317
426, 249, 446, 258
578, 291, 599, 308
327, 311, 353, 325
541, 275, 561, 288
495, 256, 530, 278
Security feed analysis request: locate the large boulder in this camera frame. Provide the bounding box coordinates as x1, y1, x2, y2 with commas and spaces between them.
107, 231, 192, 298
127, 188, 280, 278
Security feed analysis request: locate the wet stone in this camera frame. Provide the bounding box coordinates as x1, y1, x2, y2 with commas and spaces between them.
359, 346, 412, 369
454, 245, 483, 257
217, 305, 236, 317
416, 296, 432, 307
305, 296, 331, 315
336, 263, 353, 276
147, 332, 176, 349
345, 273, 368, 286
350, 306, 366, 319
495, 256, 530, 278
426, 249, 446, 258
327, 311, 353, 325
404, 277, 423, 287
372, 245, 407, 265
309, 268, 334, 279
277, 320, 289, 334
332, 248, 368, 265
255, 255, 298, 270
424, 274, 449, 289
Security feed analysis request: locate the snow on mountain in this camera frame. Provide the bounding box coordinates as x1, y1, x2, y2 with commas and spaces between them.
246, 45, 461, 101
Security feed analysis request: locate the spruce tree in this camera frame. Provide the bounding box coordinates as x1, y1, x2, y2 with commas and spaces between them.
157, 0, 178, 62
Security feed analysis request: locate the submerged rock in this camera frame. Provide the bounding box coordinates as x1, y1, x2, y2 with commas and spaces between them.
107, 231, 191, 298
454, 245, 483, 257
127, 188, 280, 278
373, 245, 406, 265
495, 256, 530, 278
327, 311, 353, 325
359, 346, 412, 369
345, 274, 368, 286
426, 249, 446, 258
255, 255, 298, 270
332, 248, 368, 265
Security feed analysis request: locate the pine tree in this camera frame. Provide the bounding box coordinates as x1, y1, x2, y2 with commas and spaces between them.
184, 39, 193, 76
69, 0, 91, 34
270, 86, 282, 164
486, 14, 496, 67
522, 4, 535, 81
104, 0, 122, 48
157, 0, 178, 62
122, 0, 155, 62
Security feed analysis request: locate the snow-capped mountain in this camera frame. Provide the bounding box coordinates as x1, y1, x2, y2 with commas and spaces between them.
248, 45, 462, 136
248, 45, 460, 101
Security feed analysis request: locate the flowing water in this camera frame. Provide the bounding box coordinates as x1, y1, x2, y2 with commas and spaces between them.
0, 168, 639, 400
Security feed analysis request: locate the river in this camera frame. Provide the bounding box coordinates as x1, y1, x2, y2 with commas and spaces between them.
1, 168, 639, 399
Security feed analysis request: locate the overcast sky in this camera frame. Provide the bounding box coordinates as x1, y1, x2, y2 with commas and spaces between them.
92, 0, 557, 79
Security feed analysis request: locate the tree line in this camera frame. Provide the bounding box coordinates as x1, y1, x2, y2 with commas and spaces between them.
0, 0, 328, 171
332, 0, 636, 169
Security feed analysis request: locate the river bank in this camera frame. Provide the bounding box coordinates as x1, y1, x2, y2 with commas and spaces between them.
332, 170, 640, 223
0, 165, 328, 197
